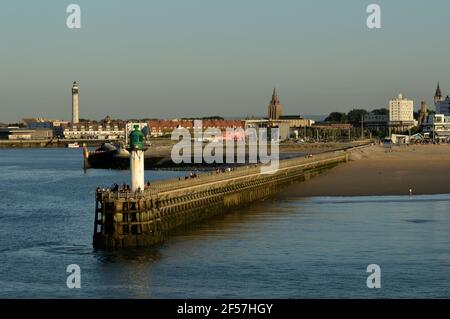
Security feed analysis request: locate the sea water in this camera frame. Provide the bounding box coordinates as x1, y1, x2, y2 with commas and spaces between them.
0, 148, 449, 298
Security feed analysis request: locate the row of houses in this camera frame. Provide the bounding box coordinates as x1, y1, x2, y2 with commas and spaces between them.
2, 118, 248, 140
5, 116, 318, 141
147, 119, 246, 137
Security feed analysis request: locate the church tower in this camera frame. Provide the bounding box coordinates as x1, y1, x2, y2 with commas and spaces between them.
434, 82, 443, 104
267, 88, 283, 120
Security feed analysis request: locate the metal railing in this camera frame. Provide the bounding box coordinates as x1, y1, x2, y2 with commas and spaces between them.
96, 141, 374, 201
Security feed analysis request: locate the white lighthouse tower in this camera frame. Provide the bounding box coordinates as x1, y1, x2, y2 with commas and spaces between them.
128, 125, 146, 192
72, 81, 79, 125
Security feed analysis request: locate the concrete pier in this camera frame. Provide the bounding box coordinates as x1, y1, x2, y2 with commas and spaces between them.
93, 149, 358, 248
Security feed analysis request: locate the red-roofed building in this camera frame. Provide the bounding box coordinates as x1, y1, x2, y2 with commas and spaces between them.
148, 119, 245, 137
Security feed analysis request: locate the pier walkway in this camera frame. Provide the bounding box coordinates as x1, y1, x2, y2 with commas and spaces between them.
93, 142, 373, 248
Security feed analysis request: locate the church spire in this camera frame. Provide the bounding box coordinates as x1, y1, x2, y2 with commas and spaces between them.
271, 87, 279, 103
268, 87, 282, 120
435, 81, 443, 103
436, 82, 442, 97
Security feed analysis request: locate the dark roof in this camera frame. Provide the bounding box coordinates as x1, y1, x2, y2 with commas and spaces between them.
279, 115, 304, 120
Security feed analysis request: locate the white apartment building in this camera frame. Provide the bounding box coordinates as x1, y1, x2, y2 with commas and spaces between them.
389, 94, 414, 122
62, 122, 125, 140
388, 93, 417, 131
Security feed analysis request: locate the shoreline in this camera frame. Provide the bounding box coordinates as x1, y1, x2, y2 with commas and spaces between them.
277, 144, 450, 198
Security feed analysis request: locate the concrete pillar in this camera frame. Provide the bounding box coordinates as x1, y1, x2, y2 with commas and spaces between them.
130, 149, 145, 192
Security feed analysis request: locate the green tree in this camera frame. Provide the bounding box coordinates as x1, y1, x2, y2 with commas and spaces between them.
325, 112, 347, 123
347, 109, 368, 125
371, 108, 388, 115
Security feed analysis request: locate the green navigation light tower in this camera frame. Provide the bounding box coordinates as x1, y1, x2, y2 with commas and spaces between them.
128, 124, 147, 191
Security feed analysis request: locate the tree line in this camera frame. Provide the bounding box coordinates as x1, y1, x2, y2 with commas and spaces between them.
324, 108, 389, 125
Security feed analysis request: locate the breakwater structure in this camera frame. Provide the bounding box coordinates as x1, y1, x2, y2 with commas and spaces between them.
93, 141, 373, 248
85, 140, 373, 170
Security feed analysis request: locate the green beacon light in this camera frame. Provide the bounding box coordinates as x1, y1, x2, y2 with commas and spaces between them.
129, 125, 145, 150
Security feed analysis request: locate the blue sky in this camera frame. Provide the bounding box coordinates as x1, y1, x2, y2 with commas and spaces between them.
1, 0, 449, 122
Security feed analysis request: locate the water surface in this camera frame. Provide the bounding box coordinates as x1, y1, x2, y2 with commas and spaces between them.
0, 148, 449, 298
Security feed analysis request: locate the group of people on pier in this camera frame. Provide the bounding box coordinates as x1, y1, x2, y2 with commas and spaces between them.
179, 172, 199, 180
96, 181, 152, 195
176, 167, 238, 181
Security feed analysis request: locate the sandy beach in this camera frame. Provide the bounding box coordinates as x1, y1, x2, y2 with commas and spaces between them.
279, 144, 450, 197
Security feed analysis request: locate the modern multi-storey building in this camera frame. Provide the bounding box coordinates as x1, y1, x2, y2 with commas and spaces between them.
422, 114, 450, 142
389, 93, 414, 122
388, 93, 417, 131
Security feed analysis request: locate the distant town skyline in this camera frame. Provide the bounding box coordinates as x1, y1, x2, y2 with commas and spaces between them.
1, 0, 450, 122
